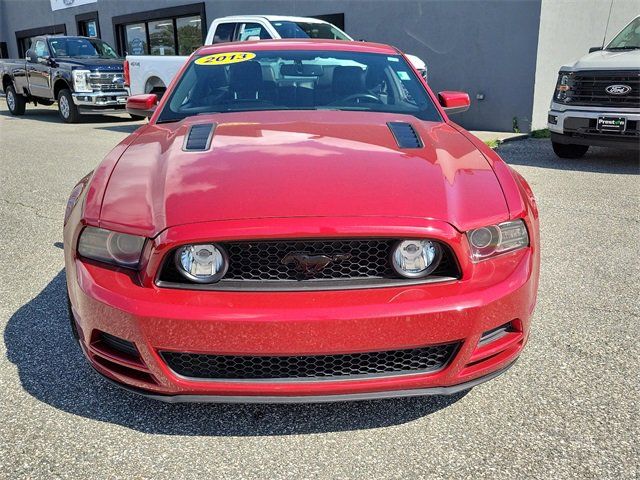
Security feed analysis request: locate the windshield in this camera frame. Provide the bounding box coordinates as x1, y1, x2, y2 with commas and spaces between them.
49, 38, 119, 58
158, 50, 441, 123
606, 16, 640, 49
271, 21, 351, 40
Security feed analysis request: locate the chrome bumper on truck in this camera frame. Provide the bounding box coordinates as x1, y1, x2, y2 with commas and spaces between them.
548, 102, 640, 150
72, 91, 128, 113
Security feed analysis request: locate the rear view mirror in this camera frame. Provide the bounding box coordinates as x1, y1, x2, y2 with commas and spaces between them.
280, 64, 324, 77
438, 91, 470, 114
126, 94, 158, 118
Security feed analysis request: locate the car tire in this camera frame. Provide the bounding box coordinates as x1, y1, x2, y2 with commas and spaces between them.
58, 89, 80, 123
129, 113, 146, 121
5, 85, 26, 115
552, 141, 589, 158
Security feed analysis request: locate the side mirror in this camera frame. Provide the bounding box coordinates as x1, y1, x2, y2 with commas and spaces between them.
37, 55, 51, 66
438, 91, 470, 114
126, 94, 158, 118
25, 49, 35, 63
589, 46, 603, 53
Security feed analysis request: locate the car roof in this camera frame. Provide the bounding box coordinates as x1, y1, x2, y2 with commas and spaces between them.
215, 15, 331, 24
196, 39, 399, 56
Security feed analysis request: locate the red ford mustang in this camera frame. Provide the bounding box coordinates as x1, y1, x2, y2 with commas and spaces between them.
63, 40, 539, 403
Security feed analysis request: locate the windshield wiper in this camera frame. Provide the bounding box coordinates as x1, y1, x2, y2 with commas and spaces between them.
606, 46, 640, 50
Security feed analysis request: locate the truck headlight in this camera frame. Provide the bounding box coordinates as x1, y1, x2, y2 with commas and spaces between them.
73, 70, 92, 93
554, 72, 573, 102
467, 220, 529, 262
77, 227, 146, 268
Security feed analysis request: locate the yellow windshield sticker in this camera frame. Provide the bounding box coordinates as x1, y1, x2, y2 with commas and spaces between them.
195, 52, 256, 66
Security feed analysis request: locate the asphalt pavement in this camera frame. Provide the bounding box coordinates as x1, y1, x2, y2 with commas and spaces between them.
0, 104, 638, 479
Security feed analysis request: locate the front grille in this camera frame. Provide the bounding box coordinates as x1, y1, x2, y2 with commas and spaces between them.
161, 342, 459, 380
88, 72, 126, 92
158, 238, 460, 290
226, 239, 395, 280
566, 70, 640, 107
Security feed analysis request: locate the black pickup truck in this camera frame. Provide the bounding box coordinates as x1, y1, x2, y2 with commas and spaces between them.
0, 35, 132, 123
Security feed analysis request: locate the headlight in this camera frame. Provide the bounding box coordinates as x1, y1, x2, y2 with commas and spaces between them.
467, 220, 529, 262
73, 70, 92, 93
554, 72, 572, 102
391, 240, 442, 278
77, 227, 146, 268
175, 244, 228, 283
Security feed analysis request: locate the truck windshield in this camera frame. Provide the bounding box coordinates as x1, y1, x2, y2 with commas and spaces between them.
158, 50, 440, 123
606, 16, 640, 50
271, 21, 351, 40
49, 38, 119, 58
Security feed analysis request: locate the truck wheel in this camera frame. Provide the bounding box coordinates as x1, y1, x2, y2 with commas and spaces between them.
5, 85, 26, 115
58, 89, 80, 123
552, 141, 589, 159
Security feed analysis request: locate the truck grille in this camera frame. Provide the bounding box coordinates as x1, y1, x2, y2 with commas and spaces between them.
157, 238, 461, 291
160, 342, 459, 381
568, 70, 640, 107
88, 72, 126, 92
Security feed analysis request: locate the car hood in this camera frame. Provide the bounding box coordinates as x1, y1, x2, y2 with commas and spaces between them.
99, 111, 509, 236
56, 58, 124, 71
562, 48, 640, 70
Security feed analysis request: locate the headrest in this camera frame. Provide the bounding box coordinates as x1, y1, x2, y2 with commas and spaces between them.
333, 66, 366, 95
228, 61, 263, 94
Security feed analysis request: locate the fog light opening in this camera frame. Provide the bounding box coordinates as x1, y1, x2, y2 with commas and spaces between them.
478, 321, 518, 347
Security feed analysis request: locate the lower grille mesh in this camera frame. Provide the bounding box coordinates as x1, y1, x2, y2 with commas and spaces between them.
161, 343, 458, 380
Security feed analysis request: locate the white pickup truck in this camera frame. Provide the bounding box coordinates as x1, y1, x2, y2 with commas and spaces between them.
548, 15, 639, 158
125, 15, 428, 98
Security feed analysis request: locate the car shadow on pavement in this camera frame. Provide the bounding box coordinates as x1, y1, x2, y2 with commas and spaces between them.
500, 139, 639, 175
94, 124, 144, 134
5, 270, 468, 436
0, 107, 137, 125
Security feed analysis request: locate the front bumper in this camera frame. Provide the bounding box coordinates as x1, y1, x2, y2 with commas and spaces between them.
66, 216, 538, 401
548, 102, 640, 149
72, 91, 128, 111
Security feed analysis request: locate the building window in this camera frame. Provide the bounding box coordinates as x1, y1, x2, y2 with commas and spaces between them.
149, 19, 176, 55
176, 16, 203, 55
125, 23, 148, 55
76, 11, 101, 38
15, 24, 66, 57
313, 13, 346, 31
113, 3, 205, 56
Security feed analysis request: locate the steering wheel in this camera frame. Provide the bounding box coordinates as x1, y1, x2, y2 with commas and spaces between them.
330, 93, 383, 105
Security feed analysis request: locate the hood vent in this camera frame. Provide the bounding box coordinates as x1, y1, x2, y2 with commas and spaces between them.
183, 123, 215, 151
387, 122, 423, 149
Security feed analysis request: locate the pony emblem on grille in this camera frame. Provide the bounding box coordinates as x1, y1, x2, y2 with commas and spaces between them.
281, 252, 352, 276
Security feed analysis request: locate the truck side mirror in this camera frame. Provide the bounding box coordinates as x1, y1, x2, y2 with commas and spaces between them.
127, 94, 158, 118
588, 46, 603, 53
37, 55, 51, 66
438, 91, 470, 114
25, 49, 35, 63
